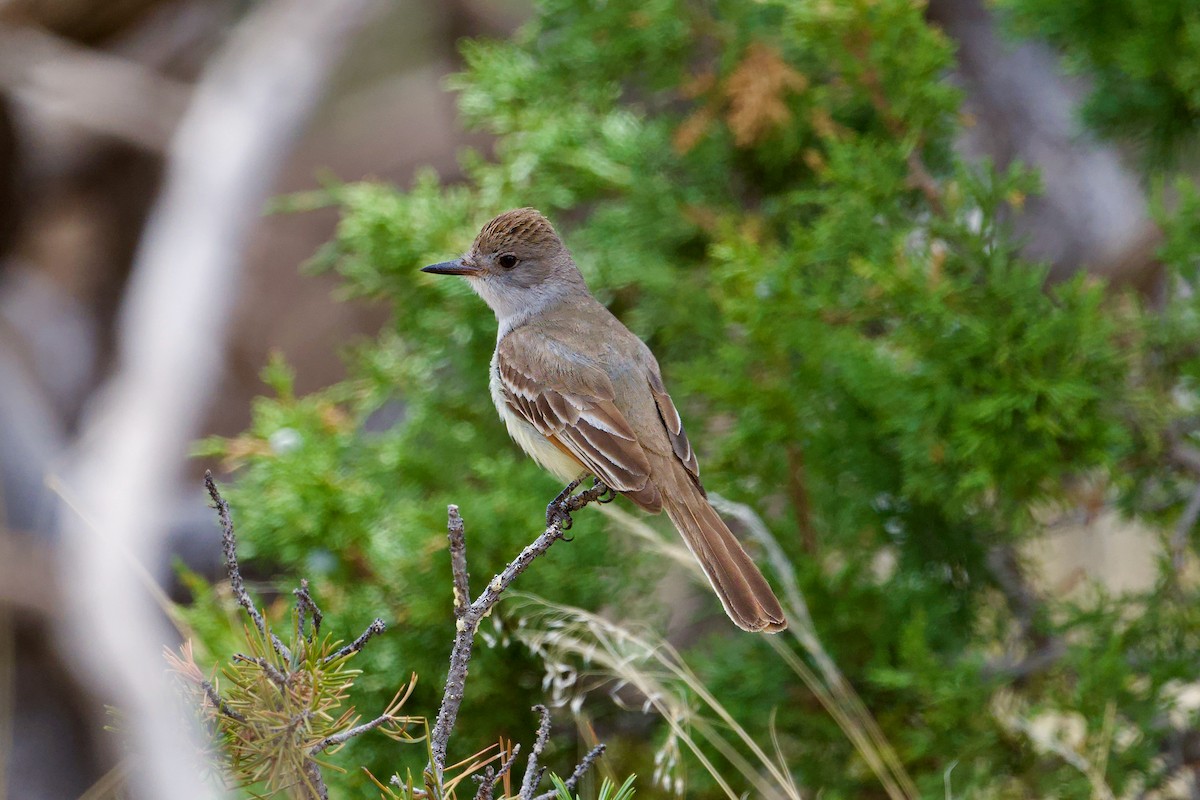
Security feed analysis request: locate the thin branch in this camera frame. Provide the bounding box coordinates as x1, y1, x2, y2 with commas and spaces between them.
231, 654, 288, 688
0, 22, 190, 152
449, 505, 471, 619
426, 480, 611, 787
520, 705, 553, 799
323, 618, 386, 665
301, 760, 330, 800
529, 745, 606, 800
474, 744, 521, 800
199, 678, 247, 724
785, 445, 818, 555
1168, 442, 1200, 477
206, 471, 292, 663
312, 680, 420, 758
54, 7, 383, 792
979, 639, 1067, 682
294, 579, 324, 640
986, 545, 1051, 648
310, 711, 400, 756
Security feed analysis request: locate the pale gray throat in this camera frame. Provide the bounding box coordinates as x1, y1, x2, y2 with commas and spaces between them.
474, 276, 591, 341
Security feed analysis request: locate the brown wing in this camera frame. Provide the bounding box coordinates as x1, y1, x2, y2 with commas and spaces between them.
647, 368, 701, 487
495, 333, 653, 496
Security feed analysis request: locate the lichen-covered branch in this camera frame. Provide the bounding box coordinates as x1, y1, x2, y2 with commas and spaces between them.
519, 705, 553, 799
529, 745, 606, 800
206, 471, 291, 662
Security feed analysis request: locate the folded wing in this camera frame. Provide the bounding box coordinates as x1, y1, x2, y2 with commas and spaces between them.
496, 333, 661, 509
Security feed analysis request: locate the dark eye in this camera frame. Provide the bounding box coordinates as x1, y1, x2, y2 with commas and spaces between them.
498, 254, 518, 269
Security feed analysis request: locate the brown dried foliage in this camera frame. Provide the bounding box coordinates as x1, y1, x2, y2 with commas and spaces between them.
674, 42, 808, 154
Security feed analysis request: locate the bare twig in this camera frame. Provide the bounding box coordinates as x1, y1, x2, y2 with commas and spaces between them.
474, 743, 521, 800
294, 579, 324, 640
529, 744, 606, 800
324, 618, 387, 665
986, 545, 1050, 647
474, 767, 497, 800
198, 476, 408, 793
1168, 443, 1200, 477
785, 445, 818, 555
231, 654, 288, 688
426, 480, 611, 788
449, 506, 471, 619
0, 22, 190, 152
979, 640, 1067, 682
301, 760, 330, 800
310, 712, 401, 756
520, 705, 553, 799
199, 678, 247, 724
206, 471, 291, 662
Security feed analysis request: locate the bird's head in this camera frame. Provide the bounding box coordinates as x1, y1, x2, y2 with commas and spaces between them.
422, 208, 588, 321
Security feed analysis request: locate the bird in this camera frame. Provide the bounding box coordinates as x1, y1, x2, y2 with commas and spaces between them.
422, 208, 786, 633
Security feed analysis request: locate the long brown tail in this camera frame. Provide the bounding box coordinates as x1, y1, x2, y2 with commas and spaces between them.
660, 474, 787, 633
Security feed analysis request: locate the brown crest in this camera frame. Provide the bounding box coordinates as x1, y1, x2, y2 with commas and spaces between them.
472, 208, 563, 257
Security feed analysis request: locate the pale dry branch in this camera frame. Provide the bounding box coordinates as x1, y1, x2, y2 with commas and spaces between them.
56, 0, 380, 796
325, 618, 387, 665
426, 478, 612, 790
529, 745, 606, 800
1170, 483, 1200, 578
295, 579, 324, 640
473, 743, 521, 800
519, 705, 553, 799
206, 471, 291, 662
0, 22, 189, 151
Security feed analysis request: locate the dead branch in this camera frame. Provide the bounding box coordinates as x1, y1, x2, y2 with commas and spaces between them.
206, 472, 291, 662
529, 745, 606, 800
519, 705, 553, 799
199, 475, 405, 798
473, 743, 521, 800
425, 478, 612, 792
295, 579, 324, 639
325, 618, 387, 665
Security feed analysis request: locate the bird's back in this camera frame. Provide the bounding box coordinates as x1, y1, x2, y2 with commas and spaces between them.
516, 296, 677, 464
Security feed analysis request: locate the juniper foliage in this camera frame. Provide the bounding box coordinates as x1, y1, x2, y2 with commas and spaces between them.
998, 0, 1200, 166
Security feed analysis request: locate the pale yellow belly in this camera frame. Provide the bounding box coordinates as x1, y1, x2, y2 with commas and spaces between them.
489, 353, 588, 483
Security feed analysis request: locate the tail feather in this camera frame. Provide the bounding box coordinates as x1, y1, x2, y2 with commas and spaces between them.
660, 476, 787, 633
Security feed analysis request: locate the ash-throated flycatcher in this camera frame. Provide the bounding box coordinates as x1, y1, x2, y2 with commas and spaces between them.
422, 208, 786, 633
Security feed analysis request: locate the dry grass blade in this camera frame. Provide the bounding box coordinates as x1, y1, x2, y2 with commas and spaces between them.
507, 594, 799, 800
596, 501, 917, 800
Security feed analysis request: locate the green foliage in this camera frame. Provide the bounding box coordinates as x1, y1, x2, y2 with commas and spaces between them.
999, 0, 1200, 165
189, 0, 1200, 797
550, 774, 636, 800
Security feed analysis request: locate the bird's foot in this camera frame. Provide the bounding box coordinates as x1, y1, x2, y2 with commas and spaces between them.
592, 478, 617, 504
546, 476, 585, 532
547, 477, 616, 537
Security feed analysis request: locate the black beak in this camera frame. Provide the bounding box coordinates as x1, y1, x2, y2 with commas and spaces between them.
421, 259, 481, 276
